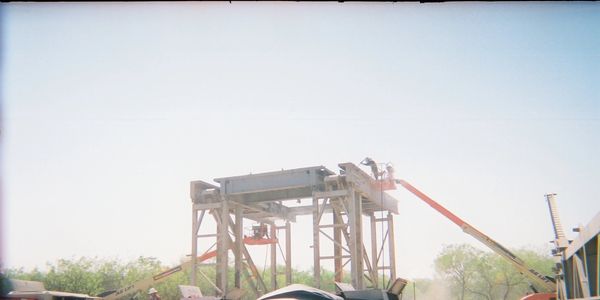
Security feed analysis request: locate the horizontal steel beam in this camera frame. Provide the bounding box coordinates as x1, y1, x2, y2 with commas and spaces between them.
313, 190, 348, 199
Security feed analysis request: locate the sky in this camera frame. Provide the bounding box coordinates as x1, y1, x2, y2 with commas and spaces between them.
1, 1, 599, 283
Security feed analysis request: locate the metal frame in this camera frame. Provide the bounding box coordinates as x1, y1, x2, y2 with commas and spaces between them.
190, 194, 277, 297
189, 163, 399, 296
557, 211, 600, 299
312, 163, 398, 289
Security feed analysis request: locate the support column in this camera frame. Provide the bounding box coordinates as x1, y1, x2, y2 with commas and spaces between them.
370, 213, 379, 288
334, 208, 343, 283
348, 190, 364, 289
191, 207, 199, 286
270, 224, 277, 290
226, 215, 263, 297
387, 212, 397, 286
216, 200, 229, 296
313, 197, 321, 288
285, 221, 292, 286
234, 206, 243, 289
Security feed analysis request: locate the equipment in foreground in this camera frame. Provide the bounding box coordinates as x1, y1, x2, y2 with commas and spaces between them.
99, 251, 245, 300
3, 279, 99, 299
256, 278, 408, 300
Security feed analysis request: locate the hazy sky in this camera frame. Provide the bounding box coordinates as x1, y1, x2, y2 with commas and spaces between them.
2, 2, 599, 282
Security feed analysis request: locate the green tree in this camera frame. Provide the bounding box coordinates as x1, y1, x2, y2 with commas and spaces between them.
44, 257, 102, 295
435, 244, 481, 300
434, 244, 554, 300
3, 257, 352, 300
2, 256, 168, 298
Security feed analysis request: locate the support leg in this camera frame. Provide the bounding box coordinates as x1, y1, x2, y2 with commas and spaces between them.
234, 206, 243, 289
191, 208, 199, 286
370, 213, 379, 288
286, 221, 292, 286
334, 208, 343, 283
313, 197, 321, 288
216, 200, 229, 296
270, 224, 277, 290
348, 191, 364, 289
387, 212, 397, 286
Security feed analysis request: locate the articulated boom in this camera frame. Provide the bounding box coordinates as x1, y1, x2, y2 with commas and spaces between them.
398, 180, 556, 293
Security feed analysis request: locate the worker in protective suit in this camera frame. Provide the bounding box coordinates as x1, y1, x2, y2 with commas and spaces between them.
361, 157, 380, 180
252, 223, 269, 239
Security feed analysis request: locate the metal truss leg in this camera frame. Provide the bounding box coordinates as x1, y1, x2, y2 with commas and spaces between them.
575, 254, 591, 298
234, 206, 243, 289
334, 210, 343, 283
191, 207, 208, 286
226, 215, 267, 297
215, 200, 229, 296
370, 213, 379, 288
191, 208, 199, 286
270, 224, 277, 290
313, 196, 321, 288
387, 212, 397, 286
285, 221, 292, 286
348, 190, 364, 289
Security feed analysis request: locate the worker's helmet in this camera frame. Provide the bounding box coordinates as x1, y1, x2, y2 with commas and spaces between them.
148, 288, 158, 294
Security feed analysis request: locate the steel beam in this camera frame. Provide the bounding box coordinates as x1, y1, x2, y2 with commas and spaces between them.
232, 201, 295, 223
319, 229, 350, 254
214, 166, 334, 195
313, 190, 348, 199
288, 204, 334, 218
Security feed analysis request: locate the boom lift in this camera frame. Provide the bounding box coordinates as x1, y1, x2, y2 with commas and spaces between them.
397, 180, 557, 300
100, 251, 219, 300
101, 228, 278, 300
101, 221, 281, 299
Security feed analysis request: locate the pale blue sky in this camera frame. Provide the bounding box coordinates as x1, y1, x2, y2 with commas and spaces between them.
2, 2, 599, 280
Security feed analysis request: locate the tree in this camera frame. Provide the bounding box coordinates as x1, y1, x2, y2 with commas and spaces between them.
434, 244, 554, 300
1, 256, 349, 300
2, 256, 168, 298
435, 244, 481, 300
